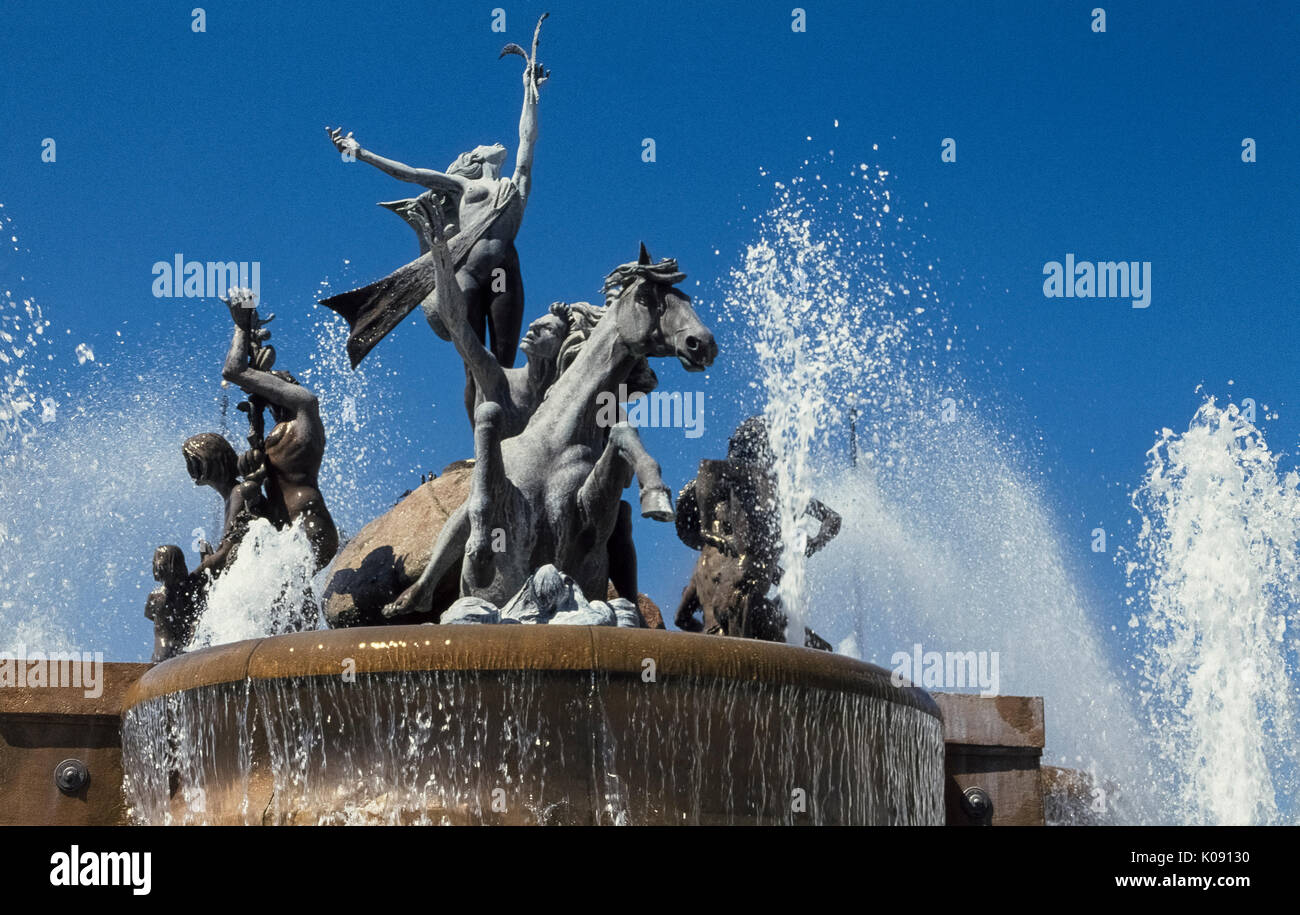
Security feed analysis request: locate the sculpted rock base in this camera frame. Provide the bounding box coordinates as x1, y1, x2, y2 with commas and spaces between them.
322, 461, 474, 627
442, 564, 644, 628
323, 460, 669, 630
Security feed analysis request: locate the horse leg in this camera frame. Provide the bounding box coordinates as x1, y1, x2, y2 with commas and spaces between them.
382, 502, 470, 618
610, 423, 674, 521
463, 402, 507, 594
577, 423, 673, 550
577, 428, 635, 542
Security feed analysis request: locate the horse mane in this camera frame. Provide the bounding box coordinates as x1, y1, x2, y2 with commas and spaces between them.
554, 301, 605, 376
601, 257, 688, 309
543, 297, 658, 401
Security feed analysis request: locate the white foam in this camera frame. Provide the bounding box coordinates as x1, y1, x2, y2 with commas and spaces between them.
189, 518, 322, 649
1129, 398, 1299, 824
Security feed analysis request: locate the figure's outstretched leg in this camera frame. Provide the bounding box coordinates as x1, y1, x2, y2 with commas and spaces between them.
382, 503, 471, 618
486, 246, 524, 370
464, 402, 507, 594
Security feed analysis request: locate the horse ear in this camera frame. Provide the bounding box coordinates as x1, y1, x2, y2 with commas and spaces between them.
638, 242, 651, 265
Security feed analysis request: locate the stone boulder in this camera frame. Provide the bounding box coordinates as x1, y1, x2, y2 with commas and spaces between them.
322, 460, 474, 627
608, 583, 665, 629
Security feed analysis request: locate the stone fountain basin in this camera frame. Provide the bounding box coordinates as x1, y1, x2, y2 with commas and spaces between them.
121, 626, 944, 825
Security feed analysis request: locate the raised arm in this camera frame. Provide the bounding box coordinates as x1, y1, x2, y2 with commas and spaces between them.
220, 304, 318, 413
327, 127, 466, 196
506, 15, 549, 200
424, 230, 509, 404
512, 72, 542, 200
222, 326, 316, 411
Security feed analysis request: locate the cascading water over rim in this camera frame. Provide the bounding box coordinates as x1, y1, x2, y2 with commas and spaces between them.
120, 625, 946, 826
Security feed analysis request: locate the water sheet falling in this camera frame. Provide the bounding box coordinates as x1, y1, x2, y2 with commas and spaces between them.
121, 668, 945, 826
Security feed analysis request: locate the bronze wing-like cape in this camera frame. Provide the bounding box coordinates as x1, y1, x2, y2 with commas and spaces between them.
320, 182, 519, 368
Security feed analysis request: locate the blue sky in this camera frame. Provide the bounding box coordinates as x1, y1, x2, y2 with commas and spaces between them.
1, 0, 1297, 665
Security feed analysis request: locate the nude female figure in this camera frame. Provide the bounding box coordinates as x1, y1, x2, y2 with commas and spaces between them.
420, 214, 568, 438
220, 290, 339, 571
326, 15, 550, 418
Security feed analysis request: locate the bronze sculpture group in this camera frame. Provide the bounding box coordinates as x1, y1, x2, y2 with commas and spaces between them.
146, 290, 339, 660
674, 416, 841, 648
146, 15, 839, 661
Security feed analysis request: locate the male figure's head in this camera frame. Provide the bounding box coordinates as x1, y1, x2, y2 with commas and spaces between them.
728, 416, 776, 469
182, 433, 238, 491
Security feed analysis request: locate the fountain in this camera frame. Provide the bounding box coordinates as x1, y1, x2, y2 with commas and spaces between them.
2, 8, 1294, 833
120, 627, 943, 825
100, 17, 949, 827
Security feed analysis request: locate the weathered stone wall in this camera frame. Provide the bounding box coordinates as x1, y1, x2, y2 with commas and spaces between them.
935, 692, 1046, 826
0, 662, 149, 826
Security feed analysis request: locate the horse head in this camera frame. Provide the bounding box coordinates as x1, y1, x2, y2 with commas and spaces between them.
602, 244, 717, 373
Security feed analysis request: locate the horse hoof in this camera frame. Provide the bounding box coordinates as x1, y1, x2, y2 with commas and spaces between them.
640, 487, 674, 522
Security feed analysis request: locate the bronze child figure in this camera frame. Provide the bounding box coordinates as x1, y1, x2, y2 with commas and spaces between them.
674, 416, 841, 646
221, 289, 338, 572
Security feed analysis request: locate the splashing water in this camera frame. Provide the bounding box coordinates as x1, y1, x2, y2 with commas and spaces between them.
0, 214, 178, 655
815, 415, 1152, 821
0, 296, 51, 456
0, 209, 408, 659
187, 518, 322, 650
1, 202, 59, 460
722, 159, 1155, 822
297, 300, 404, 536
720, 167, 918, 641
1127, 398, 1300, 824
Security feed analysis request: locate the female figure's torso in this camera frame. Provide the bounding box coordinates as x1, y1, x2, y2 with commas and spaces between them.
458, 177, 524, 252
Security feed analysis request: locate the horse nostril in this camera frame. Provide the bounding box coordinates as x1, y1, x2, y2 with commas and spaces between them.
681, 331, 716, 366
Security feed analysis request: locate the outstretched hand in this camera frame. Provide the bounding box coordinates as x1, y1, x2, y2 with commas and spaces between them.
326, 126, 360, 157
224, 289, 257, 329
523, 61, 549, 100
501, 12, 550, 103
